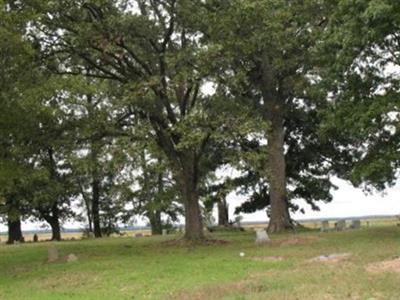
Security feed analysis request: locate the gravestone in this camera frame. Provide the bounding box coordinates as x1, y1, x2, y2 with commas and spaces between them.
135, 233, 143, 238
255, 229, 270, 244
33, 234, 39, 243
335, 220, 346, 231
47, 246, 59, 263
320, 221, 330, 232
351, 220, 361, 229
162, 229, 167, 236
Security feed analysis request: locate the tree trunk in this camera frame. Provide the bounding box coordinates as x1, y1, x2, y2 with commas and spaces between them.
264, 99, 293, 233
183, 187, 203, 240
43, 202, 62, 241
44, 216, 61, 241
218, 198, 229, 226
149, 210, 162, 235
88, 96, 102, 238
50, 219, 61, 241
92, 178, 102, 238
43, 204, 61, 241
87, 209, 93, 233
258, 54, 293, 233
7, 216, 23, 244
178, 160, 204, 240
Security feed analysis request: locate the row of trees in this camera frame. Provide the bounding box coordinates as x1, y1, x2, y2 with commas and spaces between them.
1, 0, 399, 242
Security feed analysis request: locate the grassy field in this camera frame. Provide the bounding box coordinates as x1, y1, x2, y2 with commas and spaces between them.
1, 223, 400, 299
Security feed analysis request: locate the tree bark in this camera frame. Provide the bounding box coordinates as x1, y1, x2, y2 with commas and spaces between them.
264, 99, 293, 233
92, 178, 102, 238
88, 95, 102, 238
258, 54, 293, 233
42, 204, 62, 241
217, 198, 229, 226
149, 210, 162, 235
151, 121, 204, 240
178, 158, 204, 240
183, 186, 203, 240
45, 216, 62, 241
49, 219, 61, 241
87, 208, 93, 233
43, 148, 63, 240
79, 181, 93, 233
7, 216, 23, 244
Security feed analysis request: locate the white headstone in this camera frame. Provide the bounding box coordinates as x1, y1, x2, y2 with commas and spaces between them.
320, 221, 330, 232
255, 229, 270, 244
351, 220, 361, 229
47, 246, 59, 263
162, 229, 167, 236
335, 220, 346, 231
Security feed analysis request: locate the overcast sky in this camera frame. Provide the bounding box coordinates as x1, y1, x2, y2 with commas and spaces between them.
1, 177, 399, 232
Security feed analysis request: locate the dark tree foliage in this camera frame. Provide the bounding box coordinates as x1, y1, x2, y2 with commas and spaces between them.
319, 0, 400, 191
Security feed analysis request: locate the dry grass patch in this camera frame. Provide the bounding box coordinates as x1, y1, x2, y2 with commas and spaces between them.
277, 235, 319, 246
161, 238, 230, 248
366, 257, 400, 274
309, 253, 352, 264
251, 256, 284, 262
170, 277, 267, 300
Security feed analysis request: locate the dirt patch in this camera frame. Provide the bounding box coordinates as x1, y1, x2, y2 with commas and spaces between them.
251, 256, 284, 262
278, 236, 319, 246
310, 253, 352, 264
161, 238, 229, 248
366, 257, 400, 273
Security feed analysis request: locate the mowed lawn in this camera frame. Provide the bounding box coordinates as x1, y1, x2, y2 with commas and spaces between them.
1, 225, 400, 300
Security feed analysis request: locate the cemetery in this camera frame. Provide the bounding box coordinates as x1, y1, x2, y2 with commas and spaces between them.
1, 0, 400, 299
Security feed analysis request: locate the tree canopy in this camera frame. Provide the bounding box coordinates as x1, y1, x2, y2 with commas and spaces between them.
0, 0, 399, 242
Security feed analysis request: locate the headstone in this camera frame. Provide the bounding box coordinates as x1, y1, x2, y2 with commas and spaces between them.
255, 229, 270, 244
351, 220, 361, 229
366, 221, 370, 227
65, 254, 78, 263
135, 233, 143, 238
47, 246, 59, 263
335, 220, 346, 231
162, 229, 167, 236
320, 221, 330, 232
33, 234, 39, 243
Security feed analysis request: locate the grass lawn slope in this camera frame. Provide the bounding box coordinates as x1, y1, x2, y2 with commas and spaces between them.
1, 225, 400, 299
